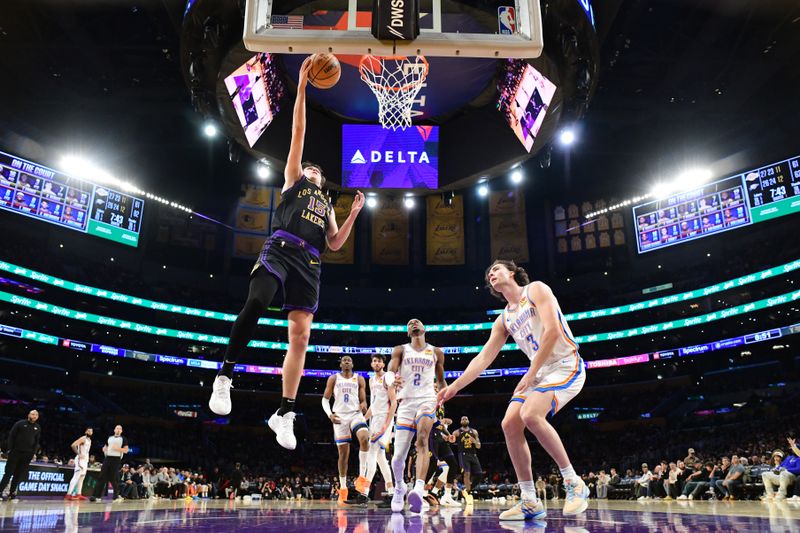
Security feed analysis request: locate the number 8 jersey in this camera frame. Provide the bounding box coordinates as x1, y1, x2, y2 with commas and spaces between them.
398, 343, 437, 400
333, 373, 360, 415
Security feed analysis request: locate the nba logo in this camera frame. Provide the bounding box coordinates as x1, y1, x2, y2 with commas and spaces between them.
498, 6, 516, 35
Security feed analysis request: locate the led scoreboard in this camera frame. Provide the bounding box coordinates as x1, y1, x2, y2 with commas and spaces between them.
0, 151, 144, 247
743, 156, 800, 223
634, 153, 800, 253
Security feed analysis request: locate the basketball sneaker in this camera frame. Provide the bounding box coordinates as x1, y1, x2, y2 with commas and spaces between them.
462, 489, 474, 506
64, 495, 76, 501
345, 492, 370, 506
268, 410, 297, 450
407, 489, 425, 513
355, 476, 370, 495
499, 498, 546, 521
440, 490, 462, 507
563, 478, 589, 516
391, 483, 407, 512
208, 375, 233, 416
338, 488, 349, 506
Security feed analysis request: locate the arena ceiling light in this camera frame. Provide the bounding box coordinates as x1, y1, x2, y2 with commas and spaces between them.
60, 156, 193, 213
559, 128, 576, 146
366, 195, 378, 209
403, 196, 415, 209
510, 169, 524, 184
477, 182, 489, 197
256, 161, 270, 180
203, 121, 218, 138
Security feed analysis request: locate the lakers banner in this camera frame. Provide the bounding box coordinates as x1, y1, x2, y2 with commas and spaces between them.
240, 184, 274, 209
233, 233, 266, 258
426, 195, 465, 265
322, 194, 355, 265
489, 190, 529, 263
235, 208, 270, 233
371, 197, 409, 265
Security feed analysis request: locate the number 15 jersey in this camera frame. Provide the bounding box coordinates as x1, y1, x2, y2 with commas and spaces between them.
398, 343, 437, 400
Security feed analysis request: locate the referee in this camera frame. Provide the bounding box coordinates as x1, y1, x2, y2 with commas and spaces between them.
0, 410, 41, 501
90, 425, 129, 502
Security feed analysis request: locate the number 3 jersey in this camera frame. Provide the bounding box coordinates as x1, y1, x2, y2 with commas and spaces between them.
333, 373, 360, 415
397, 343, 437, 400
502, 283, 579, 366
271, 176, 331, 253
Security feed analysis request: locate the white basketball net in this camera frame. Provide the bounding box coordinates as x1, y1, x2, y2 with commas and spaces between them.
359, 56, 429, 131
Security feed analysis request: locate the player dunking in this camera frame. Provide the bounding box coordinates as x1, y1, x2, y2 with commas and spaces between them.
363, 354, 397, 506
322, 356, 370, 506
208, 57, 365, 450
438, 260, 588, 521
65, 427, 92, 500
389, 319, 446, 513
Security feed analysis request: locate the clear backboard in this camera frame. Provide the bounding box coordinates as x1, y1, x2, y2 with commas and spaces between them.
243, 0, 543, 58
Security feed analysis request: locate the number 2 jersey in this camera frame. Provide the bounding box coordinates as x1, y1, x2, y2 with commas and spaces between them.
397, 343, 437, 400
332, 373, 360, 415
501, 283, 579, 366
271, 176, 331, 252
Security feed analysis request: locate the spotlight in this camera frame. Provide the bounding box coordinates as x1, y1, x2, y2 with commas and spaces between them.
203, 122, 218, 138
675, 168, 712, 191
478, 183, 489, 197
404, 197, 415, 209
256, 162, 270, 180
559, 128, 576, 146
650, 182, 671, 200
510, 170, 523, 184
366, 196, 378, 209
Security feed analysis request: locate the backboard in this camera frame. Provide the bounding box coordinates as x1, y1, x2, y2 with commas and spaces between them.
243, 0, 543, 58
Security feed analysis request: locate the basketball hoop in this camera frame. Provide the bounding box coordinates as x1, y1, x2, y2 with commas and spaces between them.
359, 55, 429, 131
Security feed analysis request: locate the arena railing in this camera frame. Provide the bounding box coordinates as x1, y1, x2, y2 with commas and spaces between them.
1, 320, 797, 378
1, 288, 798, 353
0, 258, 797, 332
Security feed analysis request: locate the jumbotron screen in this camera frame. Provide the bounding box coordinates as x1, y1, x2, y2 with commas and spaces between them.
341, 125, 439, 189
0, 151, 144, 247
633, 153, 800, 254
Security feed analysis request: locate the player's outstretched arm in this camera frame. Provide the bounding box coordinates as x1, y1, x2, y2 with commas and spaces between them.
326, 191, 365, 251
283, 57, 313, 192
437, 316, 507, 404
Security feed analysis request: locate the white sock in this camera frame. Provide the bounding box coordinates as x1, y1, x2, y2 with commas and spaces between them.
414, 479, 425, 493
560, 465, 579, 482
519, 480, 537, 501
366, 445, 380, 482
339, 476, 347, 490
391, 426, 415, 489
359, 450, 369, 479
438, 465, 449, 485
377, 449, 393, 484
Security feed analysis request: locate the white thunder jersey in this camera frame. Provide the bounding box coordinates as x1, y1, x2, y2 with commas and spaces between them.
76, 437, 91, 464
502, 283, 579, 364
397, 343, 437, 400
332, 373, 360, 415
370, 373, 391, 415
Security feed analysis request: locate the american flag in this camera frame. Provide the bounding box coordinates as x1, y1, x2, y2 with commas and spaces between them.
270, 15, 304, 29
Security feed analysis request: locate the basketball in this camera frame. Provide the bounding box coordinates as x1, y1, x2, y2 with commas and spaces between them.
308, 53, 341, 89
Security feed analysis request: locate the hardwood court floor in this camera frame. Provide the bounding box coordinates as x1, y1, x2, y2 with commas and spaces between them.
0, 497, 798, 532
